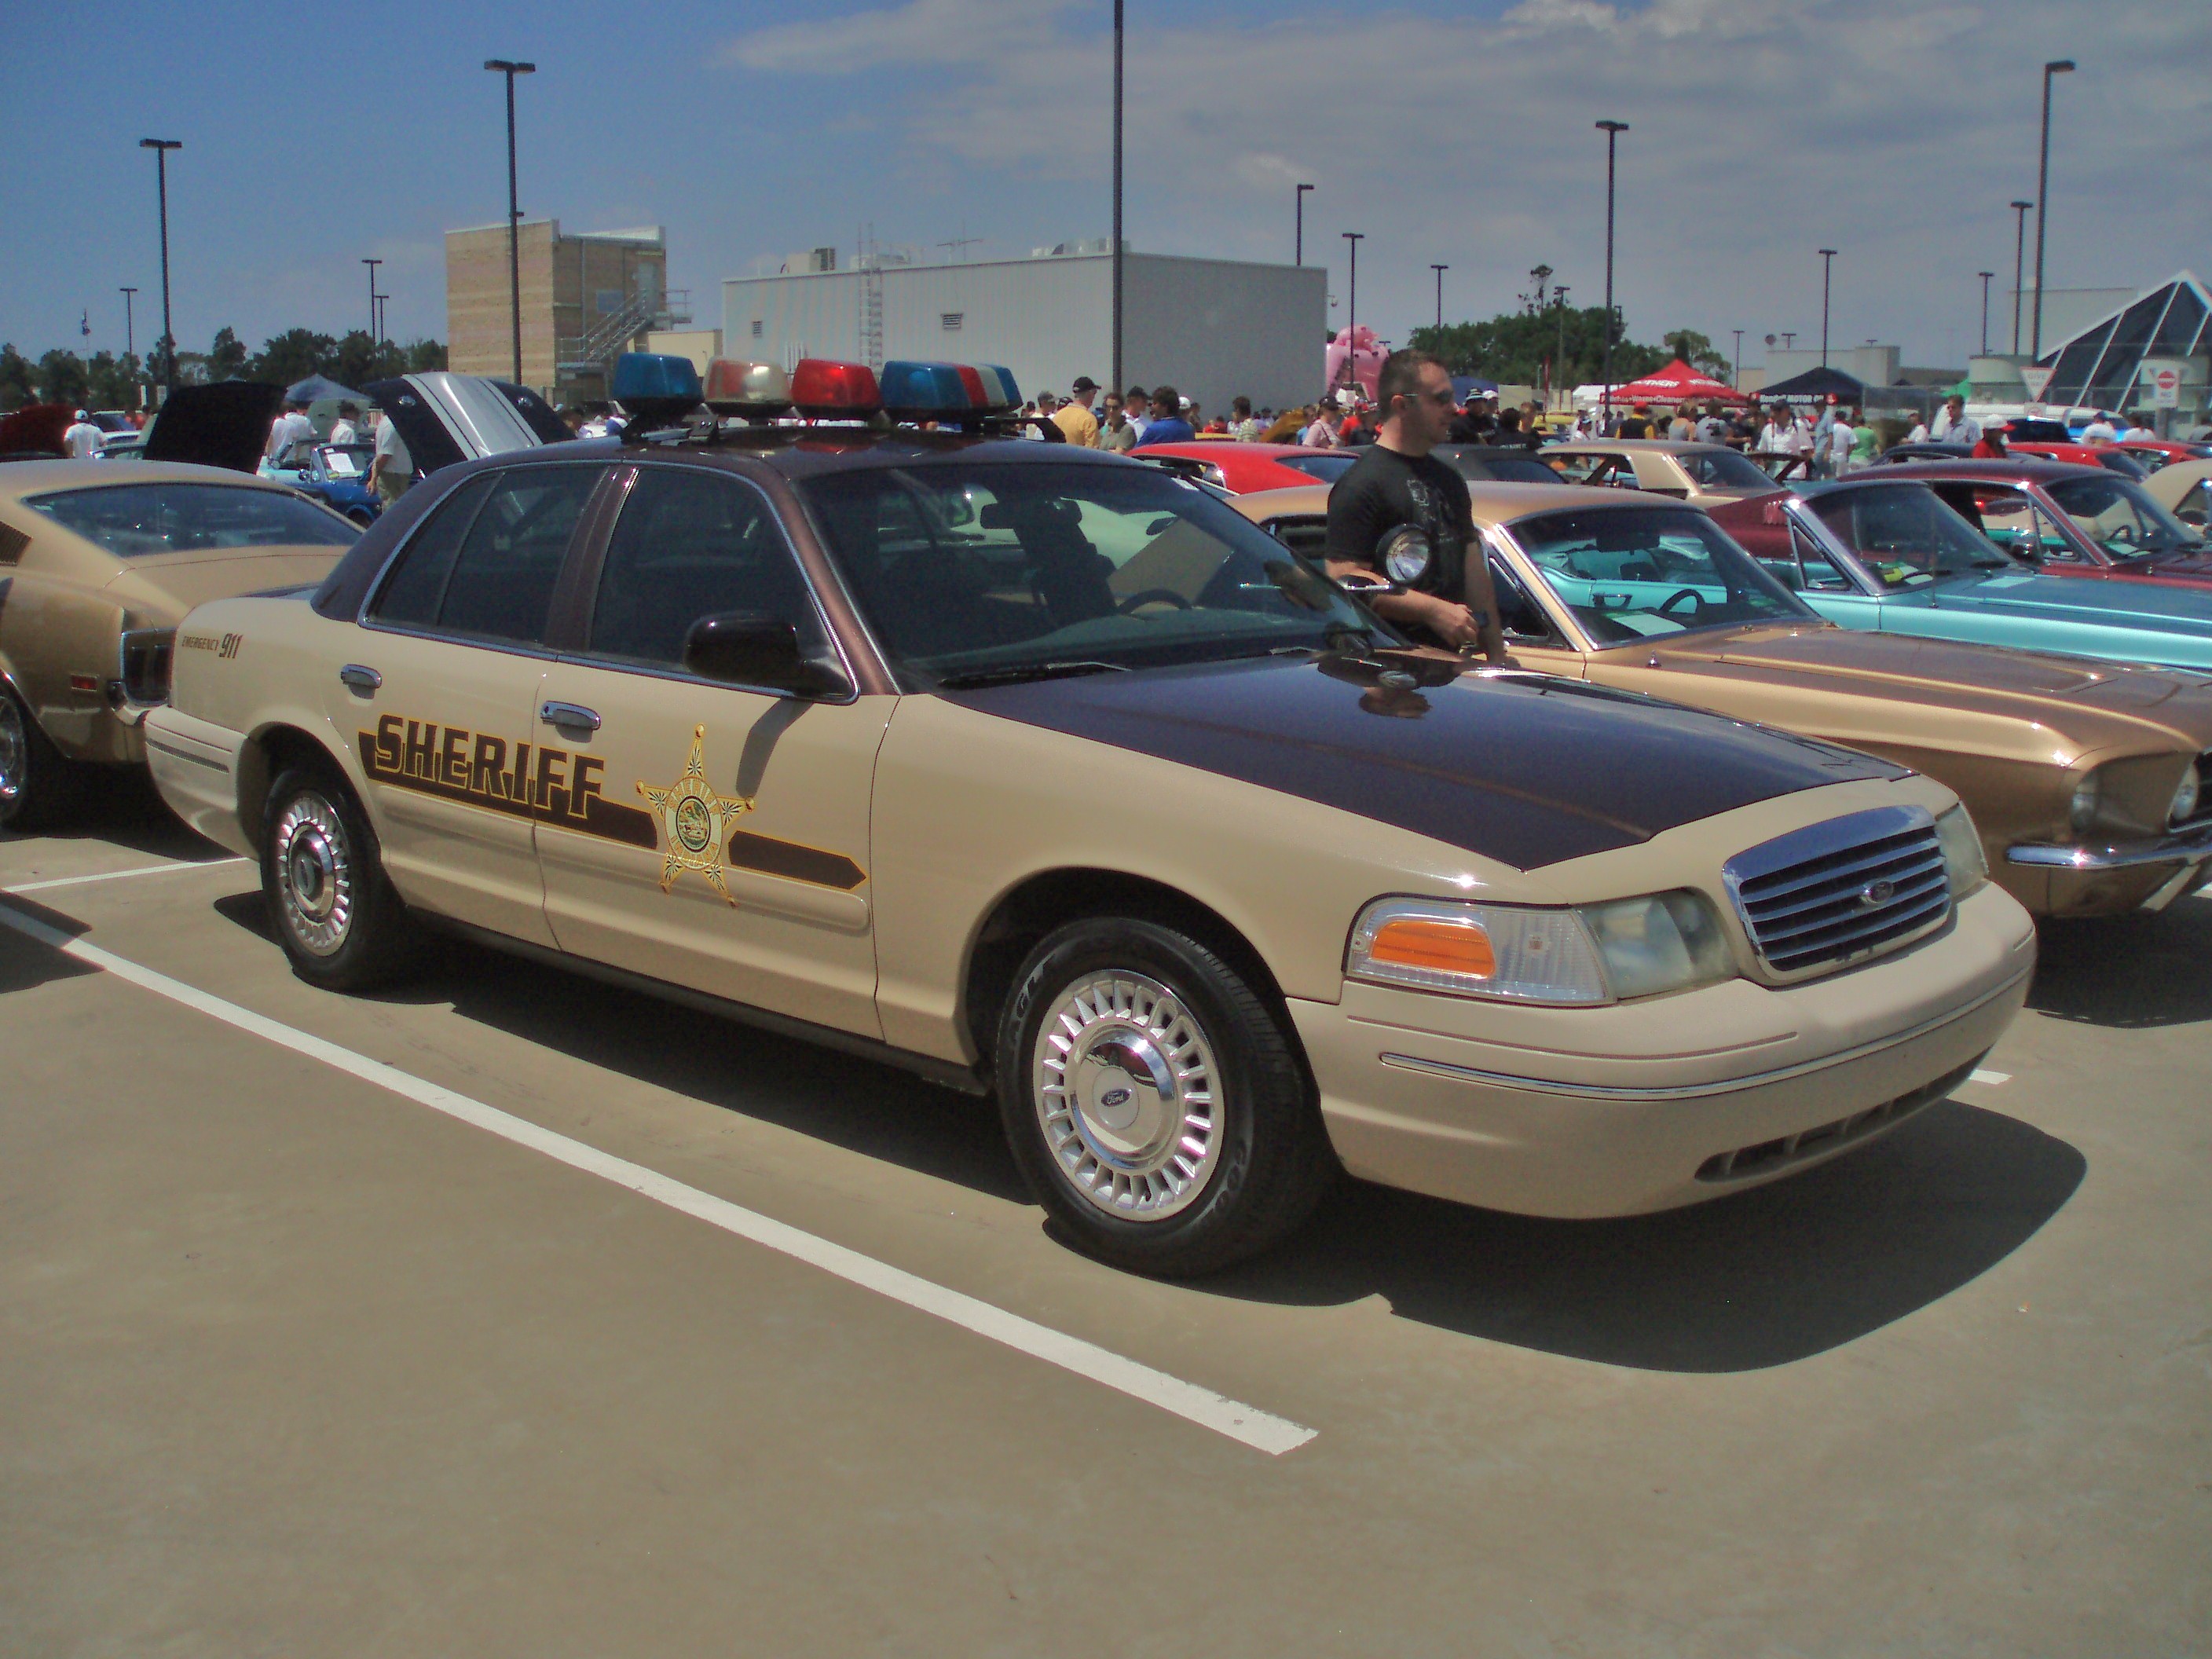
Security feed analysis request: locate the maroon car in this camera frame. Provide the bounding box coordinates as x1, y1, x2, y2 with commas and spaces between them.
1867, 458, 2212, 591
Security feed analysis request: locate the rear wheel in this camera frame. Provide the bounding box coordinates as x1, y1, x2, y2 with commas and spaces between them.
996, 917, 1335, 1276
262, 763, 420, 990
0, 683, 86, 832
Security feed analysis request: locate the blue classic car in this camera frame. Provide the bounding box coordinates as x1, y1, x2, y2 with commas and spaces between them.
258, 441, 379, 525
1706, 479, 2212, 672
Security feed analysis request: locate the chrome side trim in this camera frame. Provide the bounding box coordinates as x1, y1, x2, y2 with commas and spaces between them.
2007, 820, 2212, 870
146, 737, 229, 773
1375, 966, 2030, 1102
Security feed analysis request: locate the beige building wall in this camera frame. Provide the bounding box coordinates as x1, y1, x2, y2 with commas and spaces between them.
446, 220, 668, 399
644, 329, 723, 375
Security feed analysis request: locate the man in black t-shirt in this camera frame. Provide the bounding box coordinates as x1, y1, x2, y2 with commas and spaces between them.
1325, 349, 1511, 661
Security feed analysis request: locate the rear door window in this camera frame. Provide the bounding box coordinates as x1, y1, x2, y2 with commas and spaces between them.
371, 465, 599, 643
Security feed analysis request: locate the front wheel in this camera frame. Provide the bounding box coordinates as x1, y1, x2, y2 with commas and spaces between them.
996, 917, 1335, 1276
262, 764, 420, 991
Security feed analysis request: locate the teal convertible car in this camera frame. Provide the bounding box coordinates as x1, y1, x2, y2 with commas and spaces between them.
1706, 479, 2212, 672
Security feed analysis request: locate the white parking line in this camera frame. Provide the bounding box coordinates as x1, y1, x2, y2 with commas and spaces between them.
1968, 1069, 2011, 1086
3, 857, 247, 895
0, 899, 1316, 1457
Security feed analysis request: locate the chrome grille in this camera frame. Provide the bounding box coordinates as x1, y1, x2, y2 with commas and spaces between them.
1723, 805, 1950, 979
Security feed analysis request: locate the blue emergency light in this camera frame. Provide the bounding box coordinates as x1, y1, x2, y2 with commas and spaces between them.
610, 352, 705, 430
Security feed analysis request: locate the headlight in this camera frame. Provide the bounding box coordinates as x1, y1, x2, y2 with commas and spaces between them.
1378, 524, 1433, 586
1933, 804, 1988, 899
1346, 891, 1734, 1005
2171, 764, 2202, 826
2068, 771, 2100, 833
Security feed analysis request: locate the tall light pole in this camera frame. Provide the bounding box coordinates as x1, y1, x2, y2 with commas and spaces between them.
483, 59, 536, 385
2031, 60, 2075, 361
1430, 263, 1447, 331
1732, 328, 1743, 390
361, 258, 383, 346
2009, 200, 2032, 354
138, 138, 181, 394
119, 287, 137, 361
1818, 248, 1837, 368
1977, 271, 1994, 356
1109, 2, 1123, 397
1341, 232, 1364, 394
1555, 285, 1571, 399
1595, 120, 1628, 424
1295, 182, 1313, 266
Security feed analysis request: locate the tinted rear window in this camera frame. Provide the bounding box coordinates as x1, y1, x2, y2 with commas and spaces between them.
25, 482, 357, 556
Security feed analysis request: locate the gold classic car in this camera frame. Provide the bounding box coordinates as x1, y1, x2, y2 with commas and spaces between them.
0, 384, 359, 827
1541, 439, 1785, 508
142, 412, 2032, 1274
1241, 483, 2212, 917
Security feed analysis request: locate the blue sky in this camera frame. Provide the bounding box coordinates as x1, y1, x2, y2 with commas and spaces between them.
2, 0, 2204, 372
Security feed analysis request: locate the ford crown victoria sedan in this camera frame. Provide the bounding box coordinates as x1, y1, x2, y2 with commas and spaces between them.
1241, 484, 2212, 917
144, 420, 2032, 1273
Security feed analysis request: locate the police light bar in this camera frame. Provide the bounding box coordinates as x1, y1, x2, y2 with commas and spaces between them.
789, 359, 881, 419
878, 361, 969, 421
702, 358, 792, 419
610, 352, 705, 430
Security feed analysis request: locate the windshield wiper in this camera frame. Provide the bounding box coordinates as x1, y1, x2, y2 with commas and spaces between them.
932, 660, 1132, 690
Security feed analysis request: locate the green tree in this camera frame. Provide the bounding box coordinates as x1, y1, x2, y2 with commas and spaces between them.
84, 351, 145, 412
403, 338, 447, 373
332, 331, 408, 388
247, 328, 337, 387
207, 326, 249, 383
0, 344, 36, 411
1406, 306, 1664, 389
1661, 328, 1733, 380
35, 350, 89, 408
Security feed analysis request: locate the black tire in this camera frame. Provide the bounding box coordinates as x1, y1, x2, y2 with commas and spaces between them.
0, 682, 86, 832
995, 917, 1335, 1276
261, 762, 420, 991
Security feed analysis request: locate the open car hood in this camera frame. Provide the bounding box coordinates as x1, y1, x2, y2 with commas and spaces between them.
362, 373, 569, 476
143, 383, 286, 473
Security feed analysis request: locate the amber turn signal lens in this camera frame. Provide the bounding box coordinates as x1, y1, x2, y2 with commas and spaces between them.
1366, 917, 1496, 978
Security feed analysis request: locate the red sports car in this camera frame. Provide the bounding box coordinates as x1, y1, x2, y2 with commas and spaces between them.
1132, 441, 1356, 493
2118, 437, 2212, 474
1869, 459, 2212, 590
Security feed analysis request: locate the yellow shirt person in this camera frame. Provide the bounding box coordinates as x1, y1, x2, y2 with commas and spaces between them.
1053, 378, 1103, 448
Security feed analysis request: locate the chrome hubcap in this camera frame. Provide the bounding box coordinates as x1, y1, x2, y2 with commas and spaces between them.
272, 792, 354, 956
0, 695, 25, 809
1032, 971, 1223, 1221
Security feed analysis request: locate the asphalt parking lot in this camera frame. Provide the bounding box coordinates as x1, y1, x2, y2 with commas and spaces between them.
4, 783, 2208, 1658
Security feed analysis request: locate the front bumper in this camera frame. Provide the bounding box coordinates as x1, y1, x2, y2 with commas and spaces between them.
2009, 819, 2212, 914
1287, 884, 2035, 1218
141, 705, 255, 859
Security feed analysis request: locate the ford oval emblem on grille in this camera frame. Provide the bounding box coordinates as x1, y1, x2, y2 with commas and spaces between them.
1099, 1086, 1133, 1109
1859, 879, 1897, 908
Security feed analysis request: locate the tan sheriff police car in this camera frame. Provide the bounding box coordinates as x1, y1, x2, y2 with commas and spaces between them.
143, 360, 2035, 1275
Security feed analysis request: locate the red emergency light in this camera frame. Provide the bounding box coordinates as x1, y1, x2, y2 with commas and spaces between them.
789, 359, 881, 419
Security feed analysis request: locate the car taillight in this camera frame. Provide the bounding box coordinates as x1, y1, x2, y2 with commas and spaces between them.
119, 628, 174, 705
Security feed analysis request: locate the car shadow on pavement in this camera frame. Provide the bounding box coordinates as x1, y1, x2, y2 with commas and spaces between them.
0, 893, 101, 995
2029, 901, 2212, 1028
207, 895, 1031, 1205
1201, 1101, 2084, 1372
0, 773, 231, 863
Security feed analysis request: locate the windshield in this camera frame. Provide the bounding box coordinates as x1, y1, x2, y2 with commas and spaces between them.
1506, 505, 1811, 646
1276, 452, 1357, 483
26, 482, 358, 556
1807, 485, 2014, 588
1680, 448, 1781, 491
2045, 474, 2202, 558
798, 460, 1386, 681
317, 444, 372, 478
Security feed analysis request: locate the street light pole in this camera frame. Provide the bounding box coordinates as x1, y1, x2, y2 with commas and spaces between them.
1732, 328, 1743, 390
1111, 1, 1123, 397
2009, 200, 2032, 354
1595, 120, 1628, 426
1430, 264, 1447, 331
120, 288, 137, 361
1295, 182, 1313, 266
483, 59, 536, 386
2031, 60, 2075, 361
1818, 248, 1837, 368
138, 138, 181, 394
362, 258, 383, 346
1342, 232, 1364, 394
1976, 271, 1994, 356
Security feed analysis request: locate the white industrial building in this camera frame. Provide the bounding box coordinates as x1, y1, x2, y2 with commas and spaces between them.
722, 246, 1327, 416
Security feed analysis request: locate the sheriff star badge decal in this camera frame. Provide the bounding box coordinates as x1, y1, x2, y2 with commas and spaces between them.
638, 725, 753, 904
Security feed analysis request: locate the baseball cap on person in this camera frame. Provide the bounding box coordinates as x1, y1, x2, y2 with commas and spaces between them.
75, 409, 89, 420
1070, 375, 1099, 394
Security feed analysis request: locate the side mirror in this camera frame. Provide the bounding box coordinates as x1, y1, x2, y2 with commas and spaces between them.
681, 611, 849, 698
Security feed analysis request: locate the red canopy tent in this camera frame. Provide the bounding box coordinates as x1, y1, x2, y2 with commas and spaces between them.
1608, 359, 1747, 405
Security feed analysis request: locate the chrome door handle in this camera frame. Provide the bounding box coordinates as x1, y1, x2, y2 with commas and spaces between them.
539, 700, 601, 734
338, 664, 382, 691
